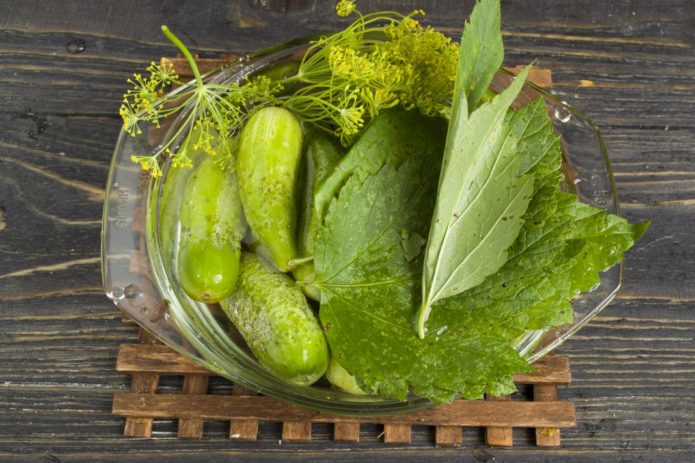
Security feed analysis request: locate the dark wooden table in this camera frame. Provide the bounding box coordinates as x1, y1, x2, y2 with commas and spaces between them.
1, 1, 693, 461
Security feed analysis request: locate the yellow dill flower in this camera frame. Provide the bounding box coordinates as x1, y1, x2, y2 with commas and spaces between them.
329, 46, 376, 84
170, 150, 193, 168
146, 61, 180, 88
123, 11, 461, 175
336, 0, 356, 17
126, 73, 158, 106
119, 100, 142, 136
375, 24, 459, 116
402, 16, 423, 32
336, 105, 364, 144
332, 87, 365, 142
130, 155, 162, 177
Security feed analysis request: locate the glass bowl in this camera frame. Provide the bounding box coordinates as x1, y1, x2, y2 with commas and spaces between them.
101, 41, 622, 415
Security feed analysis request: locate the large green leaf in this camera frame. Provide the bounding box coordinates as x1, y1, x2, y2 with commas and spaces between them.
417, 64, 533, 337
446, 99, 649, 333
314, 96, 647, 403
315, 159, 529, 402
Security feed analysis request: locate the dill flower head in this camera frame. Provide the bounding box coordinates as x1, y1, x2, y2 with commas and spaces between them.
336, 0, 357, 17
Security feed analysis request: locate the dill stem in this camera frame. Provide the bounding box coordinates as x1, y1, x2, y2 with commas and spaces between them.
161, 25, 204, 89
280, 73, 302, 85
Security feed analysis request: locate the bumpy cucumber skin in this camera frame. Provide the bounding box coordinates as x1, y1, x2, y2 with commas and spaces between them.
220, 253, 329, 386
325, 356, 366, 395
178, 155, 246, 303
237, 107, 303, 272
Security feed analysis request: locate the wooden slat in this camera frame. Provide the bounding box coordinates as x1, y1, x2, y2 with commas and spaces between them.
229, 385, 258, 441
435, 425, 462, 447
177, 375, 209, 438
116, 344, 209, 375
333, 421, 360, 443
534, 384, 562, 447
117, 344, 570, 383
505, 65, 553, 89
122, 329, 160, 437
113, 393, 576, 428
383, 424, 411, 444
122, 373, 159, 437
282, 421, 312, 442
514, 355, 572, 385
485, 395, 513, 447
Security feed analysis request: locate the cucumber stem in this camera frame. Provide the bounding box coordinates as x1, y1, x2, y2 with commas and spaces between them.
161, 25, 203, 89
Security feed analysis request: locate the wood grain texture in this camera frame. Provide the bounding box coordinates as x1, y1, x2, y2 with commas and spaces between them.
534, 384, 562, 447
1, 0, 694, 461
434, 425, 462, 447
484, 395, 513, 447
177, 375, 209, 438
229, 384, 259, 441
333, 421, 360, 443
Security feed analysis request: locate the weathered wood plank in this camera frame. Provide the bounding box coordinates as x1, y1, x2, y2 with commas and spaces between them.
383, 424, 412, 444
228, 384, 259, 441
534, 384, 562, 447
116, 344, 208, 374
333, 421, 360, 443
434, 425, 462, 447
122, 331, 159, 438
484, 395, 513, 447
177, 375, 209, 438
282, 421, 312, 442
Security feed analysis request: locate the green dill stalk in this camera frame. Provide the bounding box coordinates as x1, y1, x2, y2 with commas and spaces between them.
161, 25, 203, 88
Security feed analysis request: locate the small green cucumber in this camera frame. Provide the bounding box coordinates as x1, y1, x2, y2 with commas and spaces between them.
237, 107, 303, 272
178, 155, 246, 303
293, 132, 342, 300
297, 131, 343, 257
220, 253, 329, 385
159, 127, 207, 264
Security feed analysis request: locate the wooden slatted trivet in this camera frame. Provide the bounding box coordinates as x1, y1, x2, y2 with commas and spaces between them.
113, 55, 572, 447
113, 328, 575, 447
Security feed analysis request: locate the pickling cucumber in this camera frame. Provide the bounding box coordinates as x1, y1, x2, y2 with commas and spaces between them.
220, 253, 329, 386
178, 155, 246, 303
237, 107, 303, 272
293, 131, 342, 300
